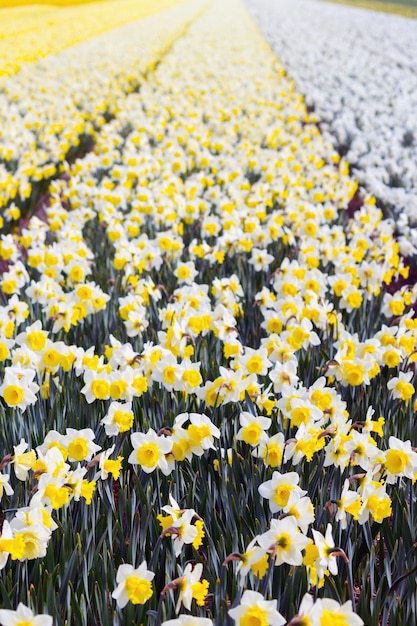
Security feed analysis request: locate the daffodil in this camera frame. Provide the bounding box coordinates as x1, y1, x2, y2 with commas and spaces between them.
383, 435, 417, 484
268, 359, 299, 393
186, 413, 220, 450
163, 562, 209, 613
161, 617, 213, 626
0, 364, 39, 411
9, 511, 52, 560
258, 516, 310, 566
65, 428, 101, 463
112, 561, 154, 608
228, 590, 285, 626
0, 602, 52, 626
229, 537, 270, 583
168, 509, 200, 555
284, 493, 315, 534
80, 368, 111, 403
311, 523, 342, 578
335, 479, 362, 529
258, 471, 306, 514
236, 411, 271, 447
97, 446, 124, 481
129, 428, 173, 475
310, 597, 364, 625
236, 346, 272, 377
101, 400, 135, 436
358, 483, 392, 525
0, 470, 13, 500
0, 521, 25, 569
11, 439, 36, 481
387, 371, 415, 402
252, 433, 285, 468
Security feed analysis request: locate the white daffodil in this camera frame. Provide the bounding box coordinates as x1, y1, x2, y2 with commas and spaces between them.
229, 590, 285, 626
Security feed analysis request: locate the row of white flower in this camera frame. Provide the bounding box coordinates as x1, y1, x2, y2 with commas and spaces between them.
244, 0, 417, 254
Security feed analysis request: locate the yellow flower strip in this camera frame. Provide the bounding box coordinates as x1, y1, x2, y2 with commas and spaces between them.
0, 0, 186, 78
0, 0, 113, 5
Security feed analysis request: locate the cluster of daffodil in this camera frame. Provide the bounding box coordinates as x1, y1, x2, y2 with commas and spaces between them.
225, 462, 393, 591
0, 424, 124, 573
0, 0, 417, 623
0, 594, 364, 626
227, 591, 363, 626
0, 0, 206, 221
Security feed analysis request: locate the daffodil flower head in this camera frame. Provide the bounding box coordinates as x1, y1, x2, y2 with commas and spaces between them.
129, 428, 173, 475
311, 523, 338, 578
258, 515, 310, 566
0, 473, 13, 500
310, 597, 364, 626
383, 436, 417, 484
228, 589, 285, 626
65, 428, 101, 462
112, 561, 155, 608
0, 602, 53, 626
0, 364, 39, 411
258, 471, 306, 514
97, 445, 124, 480
166, 562, 206, 613
236, 411, 271, 447
101, 400, 135, 436
12, 438, 37, 481
161, 617, 213, 626
387, 371, 415, 402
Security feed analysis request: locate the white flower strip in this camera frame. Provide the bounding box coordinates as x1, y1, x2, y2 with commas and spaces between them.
244, 0, 417, 253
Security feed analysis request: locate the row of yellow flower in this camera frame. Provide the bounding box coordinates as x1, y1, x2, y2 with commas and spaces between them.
0, 0, 185, 77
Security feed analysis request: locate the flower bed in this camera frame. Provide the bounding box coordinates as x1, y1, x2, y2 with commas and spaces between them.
0, 0, 417, 624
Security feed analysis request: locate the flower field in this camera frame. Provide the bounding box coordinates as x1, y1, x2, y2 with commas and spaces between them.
244, 0, 417, 258
1, 0, 417, 624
